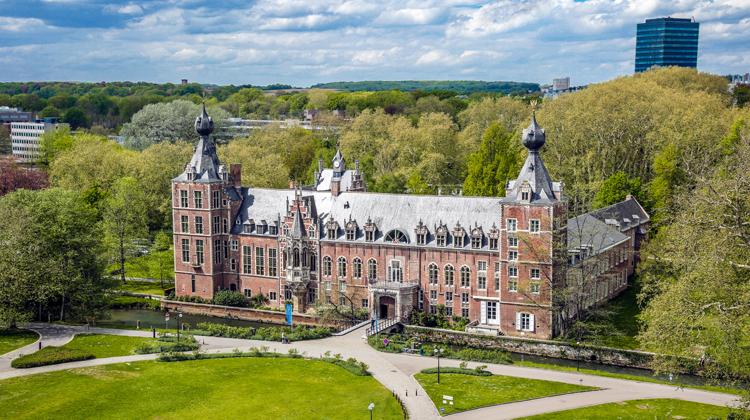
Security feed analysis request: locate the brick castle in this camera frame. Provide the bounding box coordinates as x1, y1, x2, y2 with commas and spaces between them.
172, 106, 649, 339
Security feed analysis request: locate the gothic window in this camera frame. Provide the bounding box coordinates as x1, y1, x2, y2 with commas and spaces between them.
428, 263, 438, 285
460, 266, 470, 287
444, 265, 454, 286
337, 257, 347, 278
323, 256, 332, 276
388, 260, 403, 283
384, 230, 408, 243
367, 259, 377, 280
353, 258, 362, 279
302, 248, 309, 268
345, 220, 358, 241
415, 221, 429, 245
310, 252, 317, 272
268, 248, 277, 277
293, 248, 300, 267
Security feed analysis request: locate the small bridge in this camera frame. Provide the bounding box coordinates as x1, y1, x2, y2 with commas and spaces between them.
365, 318, 403, 336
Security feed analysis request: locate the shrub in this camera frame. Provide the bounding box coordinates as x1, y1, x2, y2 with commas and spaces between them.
420, 367, 492, 376
195, 322, 331, 342
134, 335, 199, 354
321, 356, 371, 376
212, 290, 249, 308
11, 347, 94, 368
109, 295, 159, 310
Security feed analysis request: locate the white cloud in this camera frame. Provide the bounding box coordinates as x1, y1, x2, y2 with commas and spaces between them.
0, 16, 47, 32
105, 3, 144, 15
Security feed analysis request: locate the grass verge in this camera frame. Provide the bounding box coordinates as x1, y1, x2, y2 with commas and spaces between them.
415, 370, 597, 415
0, 329, 39, 355
517, 398, 732, 419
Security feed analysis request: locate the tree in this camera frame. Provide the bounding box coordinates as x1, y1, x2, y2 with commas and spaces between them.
137, 141, 194, 231
38, 125, 74, 166
638, 117, 750, 386
38, 105, 61, 119
0, 157, 48, 196
151, 231, 173, 289
463, 123, 522, 196
63, 107, 90, 130
218, 136, 290, 189
0, 124, 10, 155
592, 171, 642, 209
0, 189, 106, 326
121, 100, 230, 150
101, 177, 149, 284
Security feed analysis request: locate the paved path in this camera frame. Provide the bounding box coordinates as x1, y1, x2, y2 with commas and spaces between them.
0, 323, 743, 419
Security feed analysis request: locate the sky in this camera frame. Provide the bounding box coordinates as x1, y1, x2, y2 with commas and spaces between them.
0, 0, 748, 87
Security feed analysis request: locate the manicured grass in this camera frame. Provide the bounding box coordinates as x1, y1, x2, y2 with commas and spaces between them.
514, 360, 747, 396
109, 249, 174, 282
0, 357, 404, 419
11, 334, 159, 368
115, 280, 171, 296
0, 329, 38, 355
415, 371, 596, 415
519, 398, 732, 419
56, 334, 158, 358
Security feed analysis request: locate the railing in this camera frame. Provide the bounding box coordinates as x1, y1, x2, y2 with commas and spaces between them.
365, 318, 399, 336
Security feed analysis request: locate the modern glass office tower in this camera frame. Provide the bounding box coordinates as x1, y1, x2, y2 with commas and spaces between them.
635, 17, 699, 73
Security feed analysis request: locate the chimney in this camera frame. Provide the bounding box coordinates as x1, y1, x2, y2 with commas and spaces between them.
230, 163, 242, 187
331, 179, 340, 197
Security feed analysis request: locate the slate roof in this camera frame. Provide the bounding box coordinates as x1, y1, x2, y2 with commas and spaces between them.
314, 169, 355, 192
232, 188, 501, 250
588, 196, 650, 232
567, 213, 629, 256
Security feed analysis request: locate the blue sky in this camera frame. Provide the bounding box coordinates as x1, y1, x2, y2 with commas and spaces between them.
0, 0, 748, 86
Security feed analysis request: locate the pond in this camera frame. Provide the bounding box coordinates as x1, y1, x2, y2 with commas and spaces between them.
99, 308, 284, 331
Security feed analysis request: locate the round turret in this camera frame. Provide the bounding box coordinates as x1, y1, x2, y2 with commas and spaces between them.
195, 104, 214, 137
522, 114, 546, 151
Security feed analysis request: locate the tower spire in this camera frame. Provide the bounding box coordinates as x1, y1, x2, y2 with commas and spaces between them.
175, 105, 222, 182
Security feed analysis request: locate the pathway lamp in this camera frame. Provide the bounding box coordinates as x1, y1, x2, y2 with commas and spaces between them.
368, 402, 374, 420
576, 341, 581, 372
177, 313, 183, 342
433, 347, 444, 384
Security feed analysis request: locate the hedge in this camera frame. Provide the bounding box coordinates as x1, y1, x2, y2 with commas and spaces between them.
195, 322, 331, 342
134, 335, 200, 354
11, 347, 95, 369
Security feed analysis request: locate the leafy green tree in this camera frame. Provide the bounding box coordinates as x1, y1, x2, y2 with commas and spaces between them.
152, 231, 173, 289
137, 141, 194, 231
102, 177, 149, 284
63, 107, 90, 129
212, 290, 248, 307
38, 105, 61, 118
463, 123, 521, 196
592, 171, 642, 209
48, 94, 77, 110
0, 189, 106, 326
38, 125, 74, 166
0, 125, 10, 155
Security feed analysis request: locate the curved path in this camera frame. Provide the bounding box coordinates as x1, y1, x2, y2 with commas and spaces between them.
0, 323, 742, 419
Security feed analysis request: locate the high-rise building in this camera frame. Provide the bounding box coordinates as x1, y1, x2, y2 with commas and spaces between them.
552, 77, 570, 91
635, 17, 699, 73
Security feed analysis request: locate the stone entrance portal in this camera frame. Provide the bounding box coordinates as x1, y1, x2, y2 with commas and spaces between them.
378, 296, 395, 319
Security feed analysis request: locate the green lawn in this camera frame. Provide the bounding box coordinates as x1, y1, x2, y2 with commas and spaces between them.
519, 398, 733, 419
108, 249, 174, 282
0, 358, 403, 419
513, 360, 746, 396
415, 371, 596, 415
115, 280, 171, 296
56, 334, 157, 358
0, 329, 38, 355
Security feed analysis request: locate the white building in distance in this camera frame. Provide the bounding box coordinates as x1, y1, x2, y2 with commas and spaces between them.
11, 120, 68, 163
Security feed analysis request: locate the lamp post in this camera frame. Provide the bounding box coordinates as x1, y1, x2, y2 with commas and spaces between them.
368, 402, 374, 420
433, 348, 444, 384
576, 341, 581, 372
177, 313, 183, 342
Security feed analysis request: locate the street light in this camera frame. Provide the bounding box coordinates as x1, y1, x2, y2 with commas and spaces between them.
177, 313, 183, 342
368, 402, 374, 420
433, 347, 444, 384
576, 341, 581, 372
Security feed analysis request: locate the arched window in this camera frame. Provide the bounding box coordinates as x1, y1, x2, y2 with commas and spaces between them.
368, 259, 377, 281
444, 265, 454, 286
460, 266, 471, 288
384, 229, 409, 243
283, 249, 288, 268
323, 256, 332, 276
353, 258, 362, 279
293, 248, 300, 267
428, 263, 438, 285
310, 252, 317, 272
337, 257, 347, 278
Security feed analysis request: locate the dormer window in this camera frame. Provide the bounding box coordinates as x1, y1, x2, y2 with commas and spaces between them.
415, 220, 429, 245
364, 218, 376, 242
453, 223, 465, 248
328, 227, 337, 239
488, 225, 499, 250
269, 224, 278, 235
325, 218, 339, 240
308, 226, 314, 238
435, 223, 448, 247
345, 220, 358, 241
471, 226, 483, 249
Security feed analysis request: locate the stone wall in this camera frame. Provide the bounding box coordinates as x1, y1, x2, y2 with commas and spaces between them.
161, 299, 338, 328
405, 325, 655, 370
